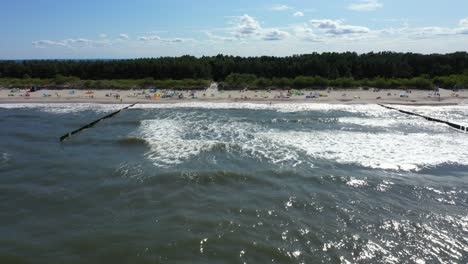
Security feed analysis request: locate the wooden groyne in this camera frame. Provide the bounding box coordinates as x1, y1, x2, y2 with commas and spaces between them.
379, 104, 467, 132
60, 103, 137, 142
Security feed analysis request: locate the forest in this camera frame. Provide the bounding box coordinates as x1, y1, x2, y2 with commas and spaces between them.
1, 52, 467, 89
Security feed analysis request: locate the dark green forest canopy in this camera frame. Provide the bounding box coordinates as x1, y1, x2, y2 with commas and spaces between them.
1, 52, 468, 81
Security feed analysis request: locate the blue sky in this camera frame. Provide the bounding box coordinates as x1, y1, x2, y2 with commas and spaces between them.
1, 0, 467, 59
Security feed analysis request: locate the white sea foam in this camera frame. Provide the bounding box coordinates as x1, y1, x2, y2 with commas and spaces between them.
1, 152, 11, 164
137, 115, 303, 168
134, 104, 468, 170
3, 102, 467, 124
338, 117, 401, 128
396, 105, 468, 125
346, 178, 368, 188
134, 102, 392, 114
0, 103, 123, 114
262, 131, 468, 171
199, 238, 208, 253
5, 103, 465, 170
376, 180, 394, 192
137, 119, 220, 167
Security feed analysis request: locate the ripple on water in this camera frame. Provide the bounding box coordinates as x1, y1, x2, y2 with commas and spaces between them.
1, 103, 467, 263
1, 152, 11, 164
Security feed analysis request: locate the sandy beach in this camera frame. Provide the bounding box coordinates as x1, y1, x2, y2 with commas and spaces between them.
1, 86, 467, 105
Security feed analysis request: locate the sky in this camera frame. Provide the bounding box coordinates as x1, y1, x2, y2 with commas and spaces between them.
1, 0, 468, 59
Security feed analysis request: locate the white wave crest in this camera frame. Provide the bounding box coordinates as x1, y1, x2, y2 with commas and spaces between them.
134, 102, 392, 114
137, 116, 303, 168
262, 131, 468, 171
0, 103, 123, 114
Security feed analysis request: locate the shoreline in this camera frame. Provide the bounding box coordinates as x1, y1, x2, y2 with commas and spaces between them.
1, 88, 467, 106
0, 99, 463, 107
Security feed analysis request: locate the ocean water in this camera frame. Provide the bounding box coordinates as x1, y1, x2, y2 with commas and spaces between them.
0, 103, 467, 263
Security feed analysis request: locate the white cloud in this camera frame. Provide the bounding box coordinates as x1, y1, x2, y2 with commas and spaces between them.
119, 34, 129, 40
262, 29, 290, 41
205, 32, 236, 42
293, 25, 324, 42
459, 17, 468, 27
271, 4, 293, 11
167, 38, 184, 43
139, 35, 186, 43
377, 18, 468, 39
139, 35, 161, 41
234, 14, 262, 38
408, 27, 455, 39
455, 17, 468, 35
457, 28, 468, 35
32, 16, 468, 53
32, 40, 67, 48
293, 11, 304, 17
32, 38, 105, 48
348, 0, 383, 11
232, 14, 292, 41
310, 19, 370, 35
99, 34, 108, 38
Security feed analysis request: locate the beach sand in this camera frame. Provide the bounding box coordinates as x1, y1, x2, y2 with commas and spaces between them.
1, 87, 467, 105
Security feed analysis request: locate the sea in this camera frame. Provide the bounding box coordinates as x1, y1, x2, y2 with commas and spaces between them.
0, 102, 467, 263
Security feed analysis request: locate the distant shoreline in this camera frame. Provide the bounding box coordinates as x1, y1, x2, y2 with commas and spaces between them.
1, 88, 466, 106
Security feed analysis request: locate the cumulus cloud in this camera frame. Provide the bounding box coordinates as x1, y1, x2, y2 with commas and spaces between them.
232, 14, 293, 41
382, 17, 468, 38
234, 14, 262, 38
373, 23, 468, 40
348, 0, 383, 11
32, 38, 104, 48
271, 4, 293, 11
119, 34, 129, 40
139, 35, 186, 43
32, 40, 67, 48
409, 27, 455, 38
139, 35, 161, 41
459, 17, 468, 27
293, 11, 304, 17
310, 19, 370, 35
262, 29, 289, 41
293, 25, 323, 42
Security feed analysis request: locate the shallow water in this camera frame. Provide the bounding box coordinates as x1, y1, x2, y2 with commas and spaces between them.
0, 103, 467, 263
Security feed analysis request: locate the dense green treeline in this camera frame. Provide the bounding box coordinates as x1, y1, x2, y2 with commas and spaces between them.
0, 77, 211, 90
1, 52, 468, 81
1, 52, 467, 89
222, 73, 468, 89
1, 73, 467, 90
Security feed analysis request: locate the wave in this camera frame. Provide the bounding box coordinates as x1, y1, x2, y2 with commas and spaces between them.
5, 102, 465, 171
0, 102, 395, 115
3, 102, 467, 126
129, 105, 468, 171
0, 103, 124, 114
136, 118, 305, 168
263, 130, 468, 171
135, 102, 394, 114
1, 152, 11, 164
